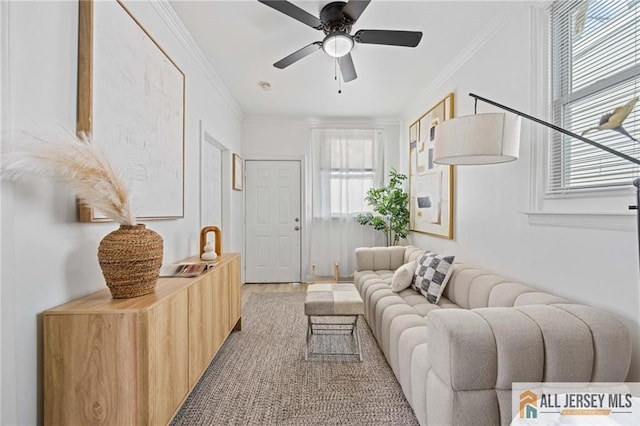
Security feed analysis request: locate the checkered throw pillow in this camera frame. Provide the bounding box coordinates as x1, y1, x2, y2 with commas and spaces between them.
414, 252, 455, 304
411, 252, 431, 293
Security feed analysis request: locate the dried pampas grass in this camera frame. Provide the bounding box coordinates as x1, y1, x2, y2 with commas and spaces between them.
1, 129, 136, 225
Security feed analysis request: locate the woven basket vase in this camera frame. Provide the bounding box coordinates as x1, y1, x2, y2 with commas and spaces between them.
98, 224, 163, 299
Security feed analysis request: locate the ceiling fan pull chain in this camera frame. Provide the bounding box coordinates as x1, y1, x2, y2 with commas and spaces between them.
338, 57, 342, 94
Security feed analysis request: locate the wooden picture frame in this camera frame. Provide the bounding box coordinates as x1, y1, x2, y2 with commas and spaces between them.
77, 0, 185, 222
232, 154, 243, 191
409, 93, 454, 239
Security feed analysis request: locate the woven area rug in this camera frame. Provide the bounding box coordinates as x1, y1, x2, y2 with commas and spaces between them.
171, 292, 418, 425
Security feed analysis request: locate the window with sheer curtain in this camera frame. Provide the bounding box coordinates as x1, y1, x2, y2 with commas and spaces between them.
309, 129, 384, 279
548, 0, 639, 194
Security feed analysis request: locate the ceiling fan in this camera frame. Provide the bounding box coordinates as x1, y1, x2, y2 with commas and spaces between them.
258, 0, 423, 82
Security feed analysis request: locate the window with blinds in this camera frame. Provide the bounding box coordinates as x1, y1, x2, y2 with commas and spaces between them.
549, 0, 639, 194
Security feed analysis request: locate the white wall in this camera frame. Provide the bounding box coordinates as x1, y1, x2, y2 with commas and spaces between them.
242, 117, 400, 175
1, 1, 243, 424
242, 117, 400, 280
0, 1, 8, 422
402, 6, 640, 380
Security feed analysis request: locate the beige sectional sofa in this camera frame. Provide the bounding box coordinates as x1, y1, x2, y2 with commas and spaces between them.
354, 246, 632, 426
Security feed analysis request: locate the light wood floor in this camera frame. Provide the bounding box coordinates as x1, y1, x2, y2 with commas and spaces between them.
241, 283, 308, 308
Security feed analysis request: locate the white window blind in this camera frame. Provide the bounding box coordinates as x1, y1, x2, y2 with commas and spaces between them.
311, 129, 383, 216
549, 0, 639, 194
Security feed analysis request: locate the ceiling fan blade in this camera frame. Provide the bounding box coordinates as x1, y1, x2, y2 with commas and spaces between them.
342, 0, 371, 23
258, 1, 322, 29
354, 30, 423, 47
274, 42, 322, 69
339, 53, 357, 82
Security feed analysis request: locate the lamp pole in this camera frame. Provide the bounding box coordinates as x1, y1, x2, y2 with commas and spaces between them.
634, 179, 640, 267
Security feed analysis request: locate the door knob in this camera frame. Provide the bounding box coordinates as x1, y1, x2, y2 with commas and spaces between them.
294, 226, 300, 231
294, 218, 300, 222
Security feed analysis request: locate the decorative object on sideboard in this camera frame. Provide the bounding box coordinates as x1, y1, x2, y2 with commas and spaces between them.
201, 240, 218, 261
200, 225, 222, 260
98, 224, 163, 298
355, 168, 409, 246
1, 129, 164, 298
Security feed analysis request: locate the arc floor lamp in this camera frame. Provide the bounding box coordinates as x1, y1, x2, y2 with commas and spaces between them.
433, 93, 640, 264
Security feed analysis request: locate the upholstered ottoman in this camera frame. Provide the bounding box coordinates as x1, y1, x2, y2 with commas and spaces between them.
304, 283, 364, 361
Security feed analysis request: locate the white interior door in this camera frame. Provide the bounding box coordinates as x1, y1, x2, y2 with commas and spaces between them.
245, 160, 301, 283
200, 140, 223, 230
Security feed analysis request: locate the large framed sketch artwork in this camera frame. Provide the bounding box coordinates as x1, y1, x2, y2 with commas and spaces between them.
409, 94, 454, 239
77, 0, 185, 221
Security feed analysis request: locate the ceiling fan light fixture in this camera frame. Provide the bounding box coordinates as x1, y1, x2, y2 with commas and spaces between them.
322, 32, 353, 58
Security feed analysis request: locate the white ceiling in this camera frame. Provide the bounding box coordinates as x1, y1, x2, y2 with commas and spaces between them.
169, 1, 519, 119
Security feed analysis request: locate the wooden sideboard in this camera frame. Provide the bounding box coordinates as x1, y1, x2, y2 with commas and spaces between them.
43, 253, 241, 426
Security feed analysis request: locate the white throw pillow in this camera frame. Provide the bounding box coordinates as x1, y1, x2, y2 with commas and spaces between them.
391, 260, 417, 293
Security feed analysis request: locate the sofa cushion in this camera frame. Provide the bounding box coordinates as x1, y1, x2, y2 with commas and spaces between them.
415, 252, 455, 303
403, 246, 427, 264
391, 260, 416, 292
354, 270, 393, 294
354, 246, 406, 271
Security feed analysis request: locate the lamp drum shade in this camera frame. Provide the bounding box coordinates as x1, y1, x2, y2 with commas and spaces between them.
433, 113, 521, 165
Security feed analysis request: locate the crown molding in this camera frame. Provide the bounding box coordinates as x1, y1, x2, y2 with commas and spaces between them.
403, 6, 520, 120
148, 0, 244, 121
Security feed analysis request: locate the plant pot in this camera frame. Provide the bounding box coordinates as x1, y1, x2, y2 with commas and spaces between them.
98, 224, 163, 298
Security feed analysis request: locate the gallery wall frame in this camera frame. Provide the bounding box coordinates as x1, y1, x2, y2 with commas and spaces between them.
232, 153, 244, 191
409, 93, 454, 239
77, 0, 185, 222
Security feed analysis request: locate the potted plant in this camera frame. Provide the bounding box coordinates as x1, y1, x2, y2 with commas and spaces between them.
2, 130, 163, 298
355, 168, 410, 246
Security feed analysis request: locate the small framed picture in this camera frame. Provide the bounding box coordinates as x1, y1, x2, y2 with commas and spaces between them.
232, 153, 243, 191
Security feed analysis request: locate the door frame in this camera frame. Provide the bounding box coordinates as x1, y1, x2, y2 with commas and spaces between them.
199, 120, 231, 251
244, 156, 307, 283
